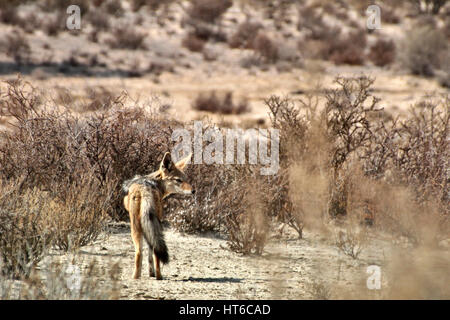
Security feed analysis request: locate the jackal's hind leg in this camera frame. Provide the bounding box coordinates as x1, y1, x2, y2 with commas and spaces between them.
153, 251, 162, 280
148, 245, 155, 277
131, 231, 143, 279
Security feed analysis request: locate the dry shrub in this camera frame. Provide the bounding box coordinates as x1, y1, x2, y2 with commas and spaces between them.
1, 29, 31, 65
80, 86, 124, 113
0, 78, 178, 222
1, 257, 120, 299
203, 47, 219, 61
187, 0, 232, 24
325, 76, 382, 170
297, 39, 327, 62
44, 16, 60, 37
238, 29, 290, 67
222, 168, 269, 255
182, 0, 231, 44
328, 31, 367, 65
43, 174, 111, 251
40, 0, 90, 13
359, 118, 399, 179
276, 43, 303, 69
87, 9, 111, 31
92, 0, 106, 7
225, 167, 300, 250
239, 54, 263, 69
0, 176, 109, 263
228, 21, 263, 49
437, 69, 450, 88
102, 0, 124, 17
347, 97, 448, 246
40, 11, 67, 37
131, 0, 147, 11
106, 25, 147, 50
393, 100, 449, 205
189, 22, 227, 43
208, 125, 297, 245
21, 13, 42, 34
335, 85, 448, 243
182, 32, 206, 52
407, 0, 448, 14
0, 0, 21, 6
401, 26, 448, 76
299, 26, 366, 65
192, 91, 250, 115
306, 279, 331, 300
252, 32, 279, 63
324, 76, 383, 217
266, 76, 448, 243
0, 6, 19, 25
165, 122, 280, 254
369, 39, 396, 67
53, 87, 76, 108
380, 5, 401, 24
0, 2, 51, 34
183, 76, 448, 251
0, 83, 110, 254
146, 61, 175, 75
268, 76, 448, 247
131, 0, 174, 12
166, 161, 234, 234
165, 123, 247, 237
324, 2, 349, 20
297, 5, 327, 40
74, 109, 177, 220
264, 169, 302, 237
0, 183, 52, 279
266, 95, 308, 163
0, 97, 80, 190
289, 164, 329, 232
265, 0, 294, 29
334, 223, 368, 259
265, 95, 311, 237
371, 181, 446, 245
33, 258, 120, 299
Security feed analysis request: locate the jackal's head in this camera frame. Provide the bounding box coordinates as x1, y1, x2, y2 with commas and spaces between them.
158, 152, 195, 198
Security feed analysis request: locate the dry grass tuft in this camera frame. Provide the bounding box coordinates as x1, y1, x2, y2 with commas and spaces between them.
192, 91, 250, 115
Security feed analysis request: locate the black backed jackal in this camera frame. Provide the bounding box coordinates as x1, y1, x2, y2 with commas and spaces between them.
122, 152, 194, 280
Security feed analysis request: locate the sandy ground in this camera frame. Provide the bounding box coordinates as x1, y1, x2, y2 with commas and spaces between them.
25, 222, 421, 300
3, 219, 447, 300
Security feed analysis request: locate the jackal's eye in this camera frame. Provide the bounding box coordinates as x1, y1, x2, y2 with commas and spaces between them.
174, 178, 183, 183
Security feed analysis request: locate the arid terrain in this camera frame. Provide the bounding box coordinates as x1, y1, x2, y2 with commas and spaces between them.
0, 0, 449, 300
3, 221, 448, 300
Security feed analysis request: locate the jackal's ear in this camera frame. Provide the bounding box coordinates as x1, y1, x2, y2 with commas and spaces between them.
175, 153, 192, 172
160, 152, 174, 172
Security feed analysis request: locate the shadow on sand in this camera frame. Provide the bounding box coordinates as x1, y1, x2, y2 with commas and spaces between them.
180, 276, 243, 283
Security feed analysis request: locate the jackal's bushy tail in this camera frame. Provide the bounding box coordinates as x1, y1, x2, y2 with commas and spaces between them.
140, 197, 169, 264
